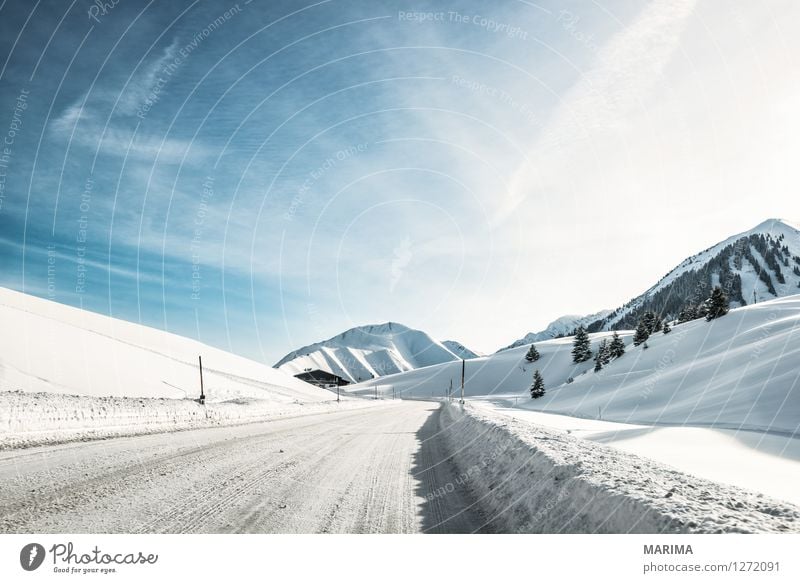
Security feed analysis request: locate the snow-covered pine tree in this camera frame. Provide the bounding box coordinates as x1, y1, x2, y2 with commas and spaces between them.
571, 326, 592, 363
600, 338, 611, 364
642, 311, 658, 334
705, 286, 730, 320
593, 339, 609, 372
662, 320, 671, 334
633, 319, 650, 346
608, 331, 625, 358
530, 369, 545, 399
524, 344, 540, 363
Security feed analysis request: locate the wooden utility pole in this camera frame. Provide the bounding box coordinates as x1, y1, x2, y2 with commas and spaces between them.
460, 359, 465, 404
198, 355, 206, 404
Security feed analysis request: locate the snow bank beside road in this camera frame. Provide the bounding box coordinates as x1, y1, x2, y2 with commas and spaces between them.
0, 391, 381, 449
440, 403, 800, 533
478, 404, 800, 506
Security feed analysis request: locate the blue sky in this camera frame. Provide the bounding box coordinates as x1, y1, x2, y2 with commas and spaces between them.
1, 0, 800, 362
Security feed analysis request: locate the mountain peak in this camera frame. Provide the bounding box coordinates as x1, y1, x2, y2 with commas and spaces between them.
744, 218, 800, 237
275, 323, 477, 383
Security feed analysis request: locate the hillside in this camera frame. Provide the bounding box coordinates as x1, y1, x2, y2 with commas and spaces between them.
274, 322, 475, 383
0, 287, 328, 403
349, 294, 800, 434
503, 218, 800, 349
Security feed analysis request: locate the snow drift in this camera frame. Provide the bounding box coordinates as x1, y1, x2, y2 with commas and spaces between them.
441, 402, 800, 533
0, 391, 379, 449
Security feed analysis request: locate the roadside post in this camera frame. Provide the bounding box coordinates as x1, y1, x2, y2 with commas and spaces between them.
460, 359, 465, 404
198, 356, 206, 405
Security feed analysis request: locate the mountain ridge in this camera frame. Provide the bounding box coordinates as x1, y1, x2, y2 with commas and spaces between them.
501, 218, 800, 350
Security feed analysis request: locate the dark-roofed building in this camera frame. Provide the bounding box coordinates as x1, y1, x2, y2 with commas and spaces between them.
294, 369, 350, 389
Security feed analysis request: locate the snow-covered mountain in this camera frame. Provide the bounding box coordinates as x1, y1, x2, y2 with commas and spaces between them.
498, 311, 612, 351
503, 218, 800, 348
592, 217, 800, 331
0, 287, 327, 403
274, 322, 475, 383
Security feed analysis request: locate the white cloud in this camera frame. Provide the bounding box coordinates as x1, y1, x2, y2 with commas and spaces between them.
498, 0, 697, 223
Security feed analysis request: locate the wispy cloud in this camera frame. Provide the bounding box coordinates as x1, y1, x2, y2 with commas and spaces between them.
49, 38, 207, 164
498, 0, 697, 223
116, 38, 179, 116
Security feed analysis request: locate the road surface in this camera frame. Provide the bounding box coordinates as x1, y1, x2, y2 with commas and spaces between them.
0, 401, 495, 533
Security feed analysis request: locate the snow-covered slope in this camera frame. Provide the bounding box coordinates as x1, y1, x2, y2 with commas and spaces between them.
502, 218, 800, 349
0, 287, 328, 403
522, 294, 800, 433
350, 294, 800, 434
274, 322, 473, 383
347, 329, 631, 400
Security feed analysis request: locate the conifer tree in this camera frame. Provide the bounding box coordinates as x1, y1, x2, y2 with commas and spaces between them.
633, 319, 650, 346
608, 331, 626, 358
524, 344, 540, 363
571, 326, 592, 363
600, 338, 611, 364
705, 286, 730, 320
641, 311, 658, 334
593, 339, 610, 372
678, 304, 700, 323
530, 369, 545, 399
662, 320, 671, 334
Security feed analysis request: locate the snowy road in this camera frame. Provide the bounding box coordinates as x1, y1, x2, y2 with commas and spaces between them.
0, 401, 493, 534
